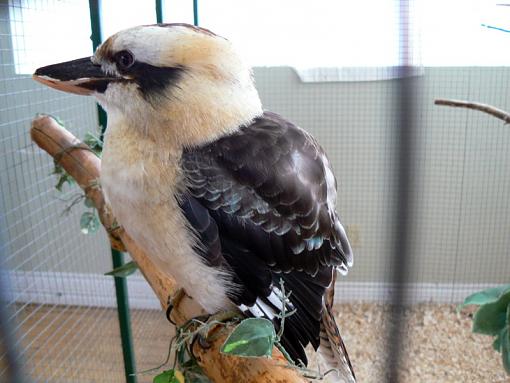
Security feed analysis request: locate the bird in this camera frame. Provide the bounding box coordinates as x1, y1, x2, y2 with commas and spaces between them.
33, 23, 355, 382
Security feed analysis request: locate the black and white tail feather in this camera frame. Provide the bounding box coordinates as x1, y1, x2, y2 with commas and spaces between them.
318, 270, 356, 382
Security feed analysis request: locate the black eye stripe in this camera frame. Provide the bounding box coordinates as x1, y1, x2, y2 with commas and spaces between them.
107, 50, 185, 99
129, 63, 185, 100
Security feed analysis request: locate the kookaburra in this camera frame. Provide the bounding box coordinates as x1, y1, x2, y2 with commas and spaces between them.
34, 24, 355, 382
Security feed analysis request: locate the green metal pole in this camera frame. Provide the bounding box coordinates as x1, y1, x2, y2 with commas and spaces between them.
155, 0, 163, 23
193, 0, 199, 26
111, 249, 137, 383
88, 0, 108, 134
88, 2, 137, 382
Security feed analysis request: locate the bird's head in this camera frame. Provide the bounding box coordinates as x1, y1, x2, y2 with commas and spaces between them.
33, 24, 262, 145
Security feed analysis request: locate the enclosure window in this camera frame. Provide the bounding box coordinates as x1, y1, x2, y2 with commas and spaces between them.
167, 0, 508, 68
8, 0, 92, 75
10, 0, 508, 76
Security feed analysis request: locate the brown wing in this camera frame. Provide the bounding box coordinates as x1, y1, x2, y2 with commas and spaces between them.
180, 111, 354, 367
182, 111, 352, 275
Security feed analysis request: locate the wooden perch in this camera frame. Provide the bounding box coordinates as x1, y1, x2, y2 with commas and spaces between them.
435, 99, 510, 124
30, 115, 308, 383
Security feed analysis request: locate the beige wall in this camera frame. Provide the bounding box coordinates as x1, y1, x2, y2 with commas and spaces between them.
254, 66, 510, 284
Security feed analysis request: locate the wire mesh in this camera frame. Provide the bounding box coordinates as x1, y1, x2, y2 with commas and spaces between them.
0, 0, 124, 381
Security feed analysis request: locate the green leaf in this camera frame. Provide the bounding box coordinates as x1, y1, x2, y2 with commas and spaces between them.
494, 332, 503, 352
498, 304, 510, 353
221, 318, 276, 358
52, 164, 64, 175
460, 285, 510, 309
105, 261, 138, 278
507, 300, 510, 325
153, 369, 184, 383
501, 327, 510, 375
177, 343, 189, 366
55, 173, 75, 192
472, 290, 510, 335
84, 197, 96, 208
80, 212, 99, 234
84, 131, 103, 154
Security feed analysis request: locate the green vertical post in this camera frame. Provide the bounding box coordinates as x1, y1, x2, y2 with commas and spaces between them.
193, 0, 199, 26
88, 2, 137, 382
155, 0, 163, 23
88, 0, 108, 134
111, 250, 137, 383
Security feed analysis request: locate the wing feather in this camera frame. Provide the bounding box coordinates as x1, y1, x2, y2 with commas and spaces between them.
182, 111, 352, 271
179, 111, 354, 373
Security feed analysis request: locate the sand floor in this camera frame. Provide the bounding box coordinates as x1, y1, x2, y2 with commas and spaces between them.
329, 303, 508, 382
6, 302, 508, 382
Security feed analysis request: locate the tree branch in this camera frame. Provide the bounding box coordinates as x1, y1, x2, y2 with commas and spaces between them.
30, 115, 307, 383
434, 99, 510, 124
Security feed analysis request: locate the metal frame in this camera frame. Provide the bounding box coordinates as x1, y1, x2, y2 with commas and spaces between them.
88, 2, 137, 382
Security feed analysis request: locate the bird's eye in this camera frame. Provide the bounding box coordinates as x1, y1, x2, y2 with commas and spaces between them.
115, 50, 134, 69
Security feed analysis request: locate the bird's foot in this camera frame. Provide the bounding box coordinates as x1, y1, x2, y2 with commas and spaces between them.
196, 310, 243, 349
165, 288, 187, 325
206, 310, 242, 325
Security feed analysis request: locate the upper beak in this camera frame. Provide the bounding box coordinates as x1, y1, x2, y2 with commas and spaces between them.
33, 57, 117, 95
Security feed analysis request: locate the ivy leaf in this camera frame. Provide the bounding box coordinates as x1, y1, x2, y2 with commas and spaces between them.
55, 172, 75, 192
472, 290, 510, 335
501, 327, 510, 375
84, 131, 103, 155
499, 304, 510, 354
177, 343, 189, 366
494, 332, 503, 352
105, 261, 138, 278
221, 318, 276, 358
460, 285, 510, 310
153, 369, 184, 383
80, 211, 99, 234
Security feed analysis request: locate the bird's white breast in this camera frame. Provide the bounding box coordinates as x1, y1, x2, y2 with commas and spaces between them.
100, 118, 233, 313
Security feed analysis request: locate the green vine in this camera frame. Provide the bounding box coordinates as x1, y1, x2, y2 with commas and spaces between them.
149, 279, 338, 382
52, 129, 103, 235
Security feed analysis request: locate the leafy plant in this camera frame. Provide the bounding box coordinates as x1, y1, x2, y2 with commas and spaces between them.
221, 318, 276, 358
105, 261, 138, 277
149, 317, 217, 383
53, 162, 75, 191
144, 280, 334, 381
460, 284, 510, 374
221, 278, 294, 362
83, 131, 103, 156
51, 126, 103, 235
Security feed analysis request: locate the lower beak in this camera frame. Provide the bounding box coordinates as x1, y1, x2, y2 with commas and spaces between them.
33, 57, 116, 95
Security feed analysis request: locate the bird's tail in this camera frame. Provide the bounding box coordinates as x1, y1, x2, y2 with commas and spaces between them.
318, 270, 356, 383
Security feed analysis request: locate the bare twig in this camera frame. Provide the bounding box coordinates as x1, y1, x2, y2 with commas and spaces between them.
434, 99, 510, 124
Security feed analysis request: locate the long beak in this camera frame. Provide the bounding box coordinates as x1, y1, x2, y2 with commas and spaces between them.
33, 57, 117, 95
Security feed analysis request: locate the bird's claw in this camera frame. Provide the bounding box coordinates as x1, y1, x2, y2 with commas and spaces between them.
194, 310, 242, 348
165, 288, 187, 325
197, 333, 211, 349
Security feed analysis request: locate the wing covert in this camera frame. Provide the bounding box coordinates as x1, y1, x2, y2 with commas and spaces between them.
182, 111, 352, 274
